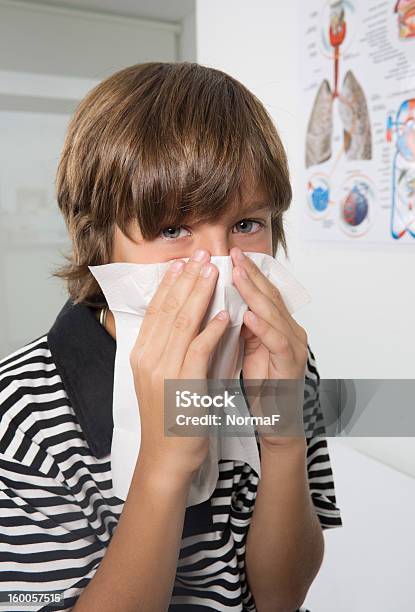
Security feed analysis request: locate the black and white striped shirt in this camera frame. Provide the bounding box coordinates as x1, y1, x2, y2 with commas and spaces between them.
0, 298, 342, 612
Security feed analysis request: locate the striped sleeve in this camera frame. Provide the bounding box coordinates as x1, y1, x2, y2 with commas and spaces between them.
303, 344, 343, 530
234, 345, 342, 531
229, 461, 259, 612
0, 338, 115, 612
0, 456, 105, 612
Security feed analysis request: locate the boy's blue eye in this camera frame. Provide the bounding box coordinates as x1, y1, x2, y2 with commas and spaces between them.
232, 219, 264, 234
160, 219, 265, 241
161, 226, 190, 239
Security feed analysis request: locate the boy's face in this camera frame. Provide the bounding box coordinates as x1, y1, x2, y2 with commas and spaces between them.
111, 178, 273, 263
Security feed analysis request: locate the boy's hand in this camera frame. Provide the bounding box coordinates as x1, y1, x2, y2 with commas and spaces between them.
230, 247, 308, 449
129, 249, 230, 481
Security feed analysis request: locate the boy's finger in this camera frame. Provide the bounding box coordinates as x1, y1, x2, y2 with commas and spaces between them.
132, 259, 185, 353
181, 310, 229, 379
144, 251, 211, 359
163, 262, 220, 369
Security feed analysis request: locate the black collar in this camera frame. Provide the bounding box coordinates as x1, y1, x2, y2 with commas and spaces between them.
47, 298, 247, 461
48, 298, 116, 459
47, 298, 223, 531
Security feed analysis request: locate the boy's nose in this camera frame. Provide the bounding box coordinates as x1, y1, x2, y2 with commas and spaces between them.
192, 232, 231, 258
210, 245, 230, 256
191, 244, 230, 258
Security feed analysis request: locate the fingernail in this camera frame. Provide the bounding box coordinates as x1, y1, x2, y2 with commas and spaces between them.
246, 311, 257, 324
191, 249, 207, 262
217, 310, 228, 320
235, 248, 245, 263
237, 266, 248, 279
170, 260, 185, 274
200, 263, 213, 278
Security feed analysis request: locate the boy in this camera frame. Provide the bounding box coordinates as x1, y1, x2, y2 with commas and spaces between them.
0, 61, 342, 611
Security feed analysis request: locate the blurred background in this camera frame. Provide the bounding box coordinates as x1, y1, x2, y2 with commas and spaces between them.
0, 1, 414, 609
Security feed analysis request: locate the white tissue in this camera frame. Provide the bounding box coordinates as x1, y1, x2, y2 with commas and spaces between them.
89, 252, 311, 506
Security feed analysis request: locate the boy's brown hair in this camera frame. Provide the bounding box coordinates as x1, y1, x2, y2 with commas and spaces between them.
53, 61, 292, 308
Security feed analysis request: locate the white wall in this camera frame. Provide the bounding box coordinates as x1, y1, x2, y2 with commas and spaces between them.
0, 0, 178, 78
306, 439, 415, 611
0, 1, 180, 359
179, 8, 196, 61
195, 0, 414, 471
195, 0, 415, 379
195, 0, 414, 609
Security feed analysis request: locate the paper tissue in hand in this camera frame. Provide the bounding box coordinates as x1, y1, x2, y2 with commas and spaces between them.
89, 252, 312, 506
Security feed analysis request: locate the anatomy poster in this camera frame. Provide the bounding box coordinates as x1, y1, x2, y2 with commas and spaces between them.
300, 0, 415, 245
